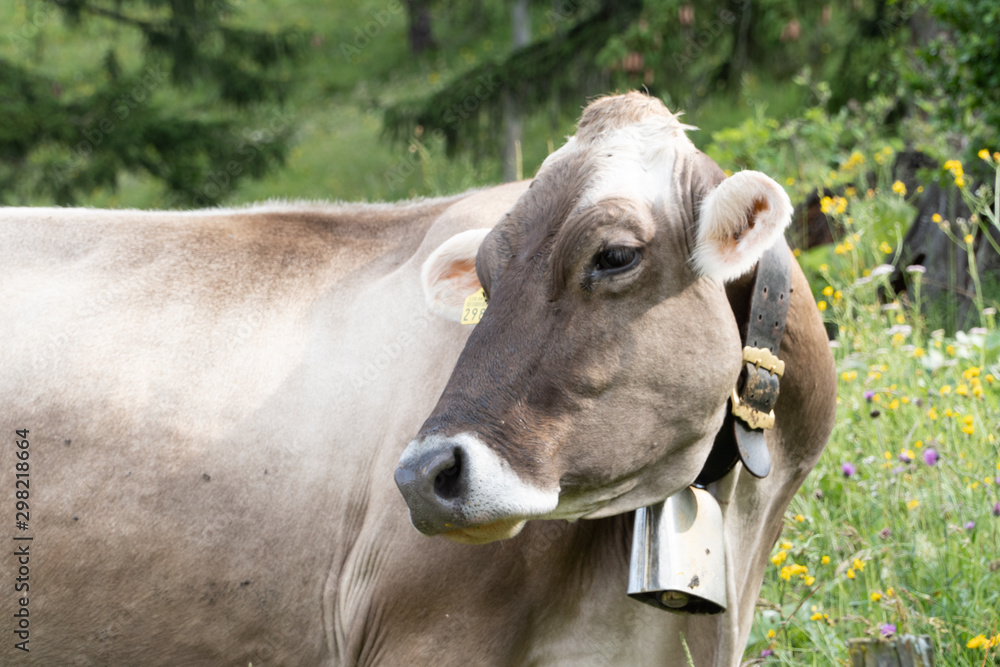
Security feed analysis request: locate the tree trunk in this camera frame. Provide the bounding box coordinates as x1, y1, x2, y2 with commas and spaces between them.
502, 0, 531, 182
404, 0, 436, 54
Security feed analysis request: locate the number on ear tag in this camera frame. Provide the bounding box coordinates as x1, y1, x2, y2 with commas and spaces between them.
460, 289, 488, 325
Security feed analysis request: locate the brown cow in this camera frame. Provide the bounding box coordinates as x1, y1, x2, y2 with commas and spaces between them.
397, 92, 836, 664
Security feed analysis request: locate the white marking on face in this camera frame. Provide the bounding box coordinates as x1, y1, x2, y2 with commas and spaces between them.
398, 432, 559, 525
542, 117, 696, 213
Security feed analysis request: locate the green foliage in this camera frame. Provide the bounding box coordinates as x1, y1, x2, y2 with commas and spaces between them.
748, 161, 1000, 665
0, 0, 302, 206
383, 0, 642, 159
913, 0, 1000, 154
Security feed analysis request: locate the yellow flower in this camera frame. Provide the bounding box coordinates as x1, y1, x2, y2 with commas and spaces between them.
964, 234, 974, 244
892, 181, 907, 195
818, 301, 827, 311
819, 263, 829, 272
979, 148, 991, 162
962, 424, 975, 435
932, 213, 942, 223
833, 290, 843, 301
871, 592, 882, 601
785, 176, 795, 186
846, 568, 855, 579
853, 558, 865, 572
946, 345, 955, 355
927, 407, 938, 420
766, 629, 776, 639
804, 575, 815, 586
956, 175, 966, 187
820, 196, 835, 214
956, 384, 968, 396
967, 634, 993, 649
821, 555, 830, 565
879, 241, 893, 254
810, 612, 824, 621
886, 587, 895, 597
907, 499, 919, 510
771, 550, 787, 565
944, 159, 964, 177
823, 286, 834, 296
781, 541, 793, 550
890, 400, 900, 410
940, 385, 952, 395
845, 186, 857, 198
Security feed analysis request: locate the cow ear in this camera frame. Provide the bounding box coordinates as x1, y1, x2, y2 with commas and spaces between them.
421, 228, 492, 321
692, 171, 792, 282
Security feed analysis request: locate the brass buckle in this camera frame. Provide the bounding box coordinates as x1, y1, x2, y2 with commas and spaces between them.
731, 388, 776, 430
731, 346, 783, 430
742, 346, 784, 377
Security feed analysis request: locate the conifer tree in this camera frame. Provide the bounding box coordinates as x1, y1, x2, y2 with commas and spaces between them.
0, 0, 303, 206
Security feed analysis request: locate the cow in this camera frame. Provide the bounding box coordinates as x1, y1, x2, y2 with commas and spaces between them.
0, 91, 834, 666
395, 92, 836, 664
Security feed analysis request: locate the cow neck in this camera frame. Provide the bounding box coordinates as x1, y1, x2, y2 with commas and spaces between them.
694, 240, 792, 486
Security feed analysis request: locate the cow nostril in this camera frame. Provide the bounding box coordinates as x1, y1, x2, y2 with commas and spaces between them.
432, 448, 463, 500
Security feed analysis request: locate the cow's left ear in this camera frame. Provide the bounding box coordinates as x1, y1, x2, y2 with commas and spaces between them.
692, 171, 792, 282
421, 228, 491, 321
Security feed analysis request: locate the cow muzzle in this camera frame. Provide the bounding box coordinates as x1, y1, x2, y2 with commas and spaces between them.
627, 486, 728, 614
394, 432, 559, 543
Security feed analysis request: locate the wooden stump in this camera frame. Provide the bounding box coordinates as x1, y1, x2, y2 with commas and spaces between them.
848, 635, 935, 667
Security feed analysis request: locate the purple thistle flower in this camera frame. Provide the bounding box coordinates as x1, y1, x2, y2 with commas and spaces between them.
879, 527, 892, 539
964, 521, 975, 530
880, 623, 896, 638
898, 451, 913, 463
993, 502, 1000, 517
922, 448, 939, 466
760, 649, 774, 658
863, 390, 876, 402
842, 462, 856, 478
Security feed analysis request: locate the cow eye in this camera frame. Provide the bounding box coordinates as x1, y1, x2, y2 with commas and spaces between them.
594, 246, 640, 273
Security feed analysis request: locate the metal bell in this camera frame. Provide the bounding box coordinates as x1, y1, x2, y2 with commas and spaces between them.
627, 486, 728, 614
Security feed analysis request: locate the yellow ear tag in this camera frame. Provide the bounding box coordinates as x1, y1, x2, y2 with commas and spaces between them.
460, 289, 488, 325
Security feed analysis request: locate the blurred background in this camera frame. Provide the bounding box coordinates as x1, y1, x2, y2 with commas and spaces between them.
1, 0, 994, 205
1, 0, 998, 328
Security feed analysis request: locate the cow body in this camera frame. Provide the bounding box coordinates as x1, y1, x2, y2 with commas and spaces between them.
2, 94, 835, 667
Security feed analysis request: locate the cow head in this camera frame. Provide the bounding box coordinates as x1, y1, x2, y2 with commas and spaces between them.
396, 93, 792, 544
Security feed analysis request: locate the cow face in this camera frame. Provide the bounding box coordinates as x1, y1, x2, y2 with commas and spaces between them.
396, 93, 792, 544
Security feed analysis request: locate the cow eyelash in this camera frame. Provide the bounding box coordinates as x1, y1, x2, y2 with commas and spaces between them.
593, 246, 641, 274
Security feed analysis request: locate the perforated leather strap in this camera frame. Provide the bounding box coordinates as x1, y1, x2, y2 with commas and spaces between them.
695, 241, 792, 485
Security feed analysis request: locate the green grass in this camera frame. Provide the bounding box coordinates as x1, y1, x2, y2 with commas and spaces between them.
745, 159, 1000, 666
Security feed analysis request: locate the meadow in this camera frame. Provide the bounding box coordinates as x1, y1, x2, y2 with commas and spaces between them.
745, 153, 1000, 665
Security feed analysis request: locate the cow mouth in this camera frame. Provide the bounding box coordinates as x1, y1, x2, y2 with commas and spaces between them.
441, 517, 528, 544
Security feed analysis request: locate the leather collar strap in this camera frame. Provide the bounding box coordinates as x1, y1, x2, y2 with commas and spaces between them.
695, 240, 792, 486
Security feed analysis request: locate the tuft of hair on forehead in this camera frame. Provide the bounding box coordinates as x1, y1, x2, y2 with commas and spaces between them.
575, 92, 693, 144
